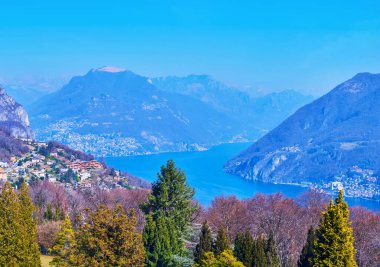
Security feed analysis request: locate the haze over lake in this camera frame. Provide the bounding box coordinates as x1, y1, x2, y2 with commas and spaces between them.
106, 143, 380, 211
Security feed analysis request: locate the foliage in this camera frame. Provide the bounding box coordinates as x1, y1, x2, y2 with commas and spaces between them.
19, 182, 41, 266
0, 182, 41, 266
266, 232, 280, 267
214, 224, 231, 256
234, 231, 254, 267
76, 205, 145, 266
194, 221, 213, 264
298, 226, 316, 267
313, 190, 357, 267
142, 160, 198, 265
253, 237, 267, 267
50, 215, 77, 267
193, 250, 245, 267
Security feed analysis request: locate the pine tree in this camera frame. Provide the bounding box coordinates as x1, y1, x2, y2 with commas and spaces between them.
214, 225, 231, 256
266, 232, 280, 267
298, 226, 316, 267
18, 182, 41, 266
44, 202, 54, 221
253, 237, 267, 267
143, 213, 176, 266
50, 214, 78, 267
0, 182, 23, 266
194, 221, 213, 263
313, 190, 357, 267
75, 205, 145, 266
142, 160, 198, 264
234, 231, 254, 267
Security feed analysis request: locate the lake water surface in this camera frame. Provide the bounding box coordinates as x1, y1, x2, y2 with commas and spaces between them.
106, 143, 380, 211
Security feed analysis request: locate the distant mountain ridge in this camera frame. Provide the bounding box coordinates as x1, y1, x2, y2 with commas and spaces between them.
225, 72, 380, 199
28, 67, 313, 156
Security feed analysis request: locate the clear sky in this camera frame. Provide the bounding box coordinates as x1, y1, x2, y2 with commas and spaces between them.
0, 0, 380, 95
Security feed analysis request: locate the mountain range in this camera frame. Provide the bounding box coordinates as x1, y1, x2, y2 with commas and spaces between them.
225, 73, 380, 199
27, 67, 313, 156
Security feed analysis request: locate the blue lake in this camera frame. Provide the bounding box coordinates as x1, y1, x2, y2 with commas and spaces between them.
106, 143, 380, 211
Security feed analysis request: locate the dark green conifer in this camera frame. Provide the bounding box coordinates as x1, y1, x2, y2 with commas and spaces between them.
298, 226, 316, 267
266, 232, 281, 267
214, 224, 231, 256
142, 160, 197, 265
194, 221, 213, 264
44, 202, 53, 220
234, 230, 254, 267
253, 237, 267, 267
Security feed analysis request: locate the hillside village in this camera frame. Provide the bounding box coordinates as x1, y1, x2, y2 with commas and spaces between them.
0, 139, 141, 191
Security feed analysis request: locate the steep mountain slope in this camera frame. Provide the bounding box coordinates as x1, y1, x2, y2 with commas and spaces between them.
0, 88, 33, 139
29, 68, 247, 156
225, 73, 380, 199
152, 75, 313, 130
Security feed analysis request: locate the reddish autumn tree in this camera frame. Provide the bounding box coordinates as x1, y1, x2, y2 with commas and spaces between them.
350, 207, 380, 267
206, 196, 248, 239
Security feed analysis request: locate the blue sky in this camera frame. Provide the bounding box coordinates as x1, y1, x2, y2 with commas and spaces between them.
0, 0, 380, 95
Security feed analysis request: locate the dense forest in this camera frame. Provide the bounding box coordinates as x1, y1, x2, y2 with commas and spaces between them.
0, 160, 379, 266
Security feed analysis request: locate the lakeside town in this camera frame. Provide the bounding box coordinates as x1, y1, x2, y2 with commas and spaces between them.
0, 139, 140, 191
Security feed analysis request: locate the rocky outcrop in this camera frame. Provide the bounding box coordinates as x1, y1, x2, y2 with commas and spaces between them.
0, 88, 34, 139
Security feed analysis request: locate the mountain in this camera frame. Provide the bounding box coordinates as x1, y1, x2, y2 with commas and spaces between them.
3, 85, 48, 106
28, 67, 247, 156
152, 75, 313, 131
0, 87, 33, 139
28, 68, 313, 156
225, 73, 380, 199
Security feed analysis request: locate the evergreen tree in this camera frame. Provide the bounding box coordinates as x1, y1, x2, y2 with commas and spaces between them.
253, 237, 267, 267
44, 202, 54, 220
75, 205, 145, 266
0, 182, 23, 266
142, 160, 198, 264
214, 225, 231, 256
194, 221, 213, 264
18, 182, 41, 266
234, 231, 254, 267
298, 226, 316, 267
313, 190, 357, 267
143, 213, 176, 266
266, 232, 280, 267
50, 215, 78, 267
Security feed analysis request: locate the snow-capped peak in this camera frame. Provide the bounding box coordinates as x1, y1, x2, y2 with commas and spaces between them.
95, 66, 127, 73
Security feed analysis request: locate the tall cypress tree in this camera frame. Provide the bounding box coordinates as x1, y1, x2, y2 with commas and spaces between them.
194, 221, 213, 264
214, 224, 231, 256
313, 190, 357, 267
266, 232, 281, 267
18, 182, 41, 266
253, 237, 267, 267
142, 160, 197, 265
298, 226, 316, 267
234, 233, 245, 263
234, 231, 254, 267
